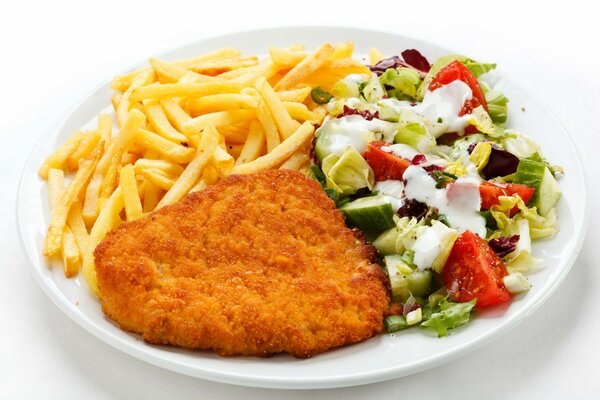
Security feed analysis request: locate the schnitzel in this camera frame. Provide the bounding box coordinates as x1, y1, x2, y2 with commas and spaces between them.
94, 169, 390, 358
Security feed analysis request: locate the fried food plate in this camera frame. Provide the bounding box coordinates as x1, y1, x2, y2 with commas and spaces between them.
17, 27, 588, 389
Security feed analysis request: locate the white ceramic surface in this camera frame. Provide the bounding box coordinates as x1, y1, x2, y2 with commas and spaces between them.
16, 27, 588, 389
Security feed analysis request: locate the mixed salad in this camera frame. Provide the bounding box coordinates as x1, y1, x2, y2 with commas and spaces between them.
308, 49, 562, 337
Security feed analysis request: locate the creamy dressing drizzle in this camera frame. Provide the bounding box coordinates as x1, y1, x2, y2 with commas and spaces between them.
324, 115, 398, 155
379, 80, 473, 134
374, 180, 405, 211
403, 165, 486, 237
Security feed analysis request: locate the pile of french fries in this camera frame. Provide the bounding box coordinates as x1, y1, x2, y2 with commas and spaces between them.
38, 42, 370, 294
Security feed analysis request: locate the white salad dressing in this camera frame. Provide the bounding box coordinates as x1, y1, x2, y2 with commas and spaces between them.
412, 221, 456, 271
381, 143, 419, 160
374, 180, 405, 211
323, 115, 399, 155
379, 80, 473, 134
403, 165, 486, 237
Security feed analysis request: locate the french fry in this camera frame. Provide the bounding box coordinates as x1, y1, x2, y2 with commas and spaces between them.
256, 99, 280, 152
117, 69, 155, 126
43, 143, 102, 256
67, 202, 89, 258
134, 158, 184, 176
134, 128, 195, 163
181, 109, 255, 136
284, 102, 316, 121
211, 146, 234, 177
83, 187, 124, 296
156, 125, 219, 208
232, 121, 314, 174
43, 168, 66, 256
38, 131, 83, 179
189, 56, 258, 75
369, 48, 385, 65
235, 121, 265, 165
201, 163, 220, 185
150, 58, 219, 84
83, 109, 146, 225
137, 168, 176, 190
141, 181, 162, 213
274, 43, 334, 90
68, 130, 100, 171
172, 47, 241, 69
61, 226, 81, 277
98, 154, 121, 206
269, 47, 306, 67
329, 42, 354, 60
279, 151, 310, 170
119, 164, 143, 221
185, 94, 259, 116
143, 99, 189, 144
310, 105, 328, 125
96, 114, 113, 143
230, 60, 281, 86
111, 68, 150, 92
226, 144, 243, 158
275, 87, 312, 102
256, 78, 299, 140
130, 81, 243, 102
159, 98, 192, 133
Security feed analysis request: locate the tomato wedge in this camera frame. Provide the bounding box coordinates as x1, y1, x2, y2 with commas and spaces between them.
429, 60, 488, 115
443, 230, 511, 308
480, 181, 535, 212
363, 141, 411, 180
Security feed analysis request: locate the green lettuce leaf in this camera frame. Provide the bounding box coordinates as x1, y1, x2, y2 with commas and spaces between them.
421, 297, 477, 337
490, 195, 558, 240
379, 67, 421, 100
485, 90, 509, 125
394, 122, 436, 152
321, 147, 374, 195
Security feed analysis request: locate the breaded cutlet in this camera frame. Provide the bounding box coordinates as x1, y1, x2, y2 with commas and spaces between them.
94, 169, 389, 358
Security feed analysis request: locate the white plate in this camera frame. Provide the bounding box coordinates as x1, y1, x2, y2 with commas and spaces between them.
17, 27, 588, 389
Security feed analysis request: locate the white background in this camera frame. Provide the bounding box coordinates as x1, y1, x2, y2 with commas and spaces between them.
1, 1, 598, 398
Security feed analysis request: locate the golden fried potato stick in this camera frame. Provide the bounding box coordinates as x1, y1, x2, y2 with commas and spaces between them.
134, 128, 195, 163
67, 130, 100, 171
83, 187, 124, 296
119, 164, 143, 221
255, 78, 300, 140
43, 143, 102, 256
274, 43, 334, 90
232, 121, 314, 175
235, 121, 265, 166
61, 225, 81, 278
185, 94, 259, 116
82, 109, 146, 225
256, 99, 280, 152
117, 69, 155, 126
159, 98, 192, 133
329, 42, 354, 59
156, 125, 219, 208
269, 47, 306, 67
130, 81, 244, 102
143, 99, 189, 144
38, 131, 83, 179
279, 151, 310, 170
181, 109, 255, 136
66, 202, 89, 260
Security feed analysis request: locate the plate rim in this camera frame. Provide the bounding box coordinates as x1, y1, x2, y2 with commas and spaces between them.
16, 25, 590, 389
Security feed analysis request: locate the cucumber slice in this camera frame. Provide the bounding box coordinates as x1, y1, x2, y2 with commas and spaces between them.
514, 158, 561, 215
340, 195, 395, 232
384, 255, 413, 301
372, 227, 402, 255
513, 158, 545, 206
406, 270, 433, 297
538, 166, 561, 216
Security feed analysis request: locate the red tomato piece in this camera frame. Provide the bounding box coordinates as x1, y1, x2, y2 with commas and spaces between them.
363, 141, 411, 180
443, 230, 511, 308
429, 60, 488, 115
479, 181, 535, 213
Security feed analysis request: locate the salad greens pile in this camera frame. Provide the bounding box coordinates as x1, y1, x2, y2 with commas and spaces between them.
308, 49, 562, 337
